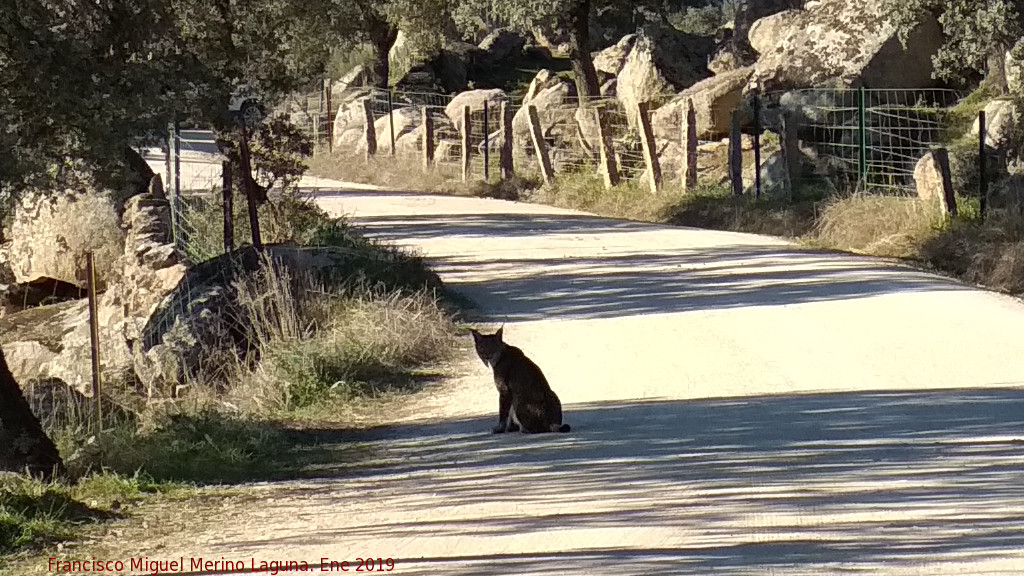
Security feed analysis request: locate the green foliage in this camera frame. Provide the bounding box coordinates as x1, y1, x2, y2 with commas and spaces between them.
668, 4, 727, 36
0, 0, 191, 194
887, 0, 1023, 84
0, 0, 338, 200
0, 471, 176, 557
216, 115, 314, 194
66, 411, 290, 484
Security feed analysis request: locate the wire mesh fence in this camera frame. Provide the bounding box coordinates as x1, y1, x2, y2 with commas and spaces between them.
303, 85, 971, 199
770, 88, 963, 194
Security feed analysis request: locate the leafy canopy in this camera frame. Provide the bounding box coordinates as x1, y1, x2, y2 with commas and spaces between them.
888, 0, 1023, 84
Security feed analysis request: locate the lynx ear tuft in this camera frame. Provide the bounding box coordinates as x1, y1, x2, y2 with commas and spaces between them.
495, 326, 504, 339
469, 328, 481, 341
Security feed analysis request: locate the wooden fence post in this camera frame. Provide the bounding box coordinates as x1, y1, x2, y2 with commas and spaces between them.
422, 106, 435, 169
979, 109, 988, 217
314, 81, 322, 148
222, 160, 233, 253
362, 98, 377, 160
238, 125, 263, 250
931, 147, 959, 217
594, 105, 620, 189
680, 98, 698, 191
752, 89, 762, 198
461, 105, 472, 182
637, 101, 661, 193
500, 102, 514, 179
526, 105, 554, 184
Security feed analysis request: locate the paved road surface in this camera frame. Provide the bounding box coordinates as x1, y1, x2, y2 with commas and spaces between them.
101, 171, 1024, 574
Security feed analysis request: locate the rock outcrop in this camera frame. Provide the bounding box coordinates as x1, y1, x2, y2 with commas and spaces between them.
445, 89, 511, 133
652, 66, 755, 141
972, 99, 1024, 152
0, 189, 124, 291
613, 28, 713, 128
749, 0, 944, 91
512, 74, 577, 150
1, 175, 187, 396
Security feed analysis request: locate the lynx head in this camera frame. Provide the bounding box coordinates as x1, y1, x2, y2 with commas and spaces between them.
470, 327, 506, 367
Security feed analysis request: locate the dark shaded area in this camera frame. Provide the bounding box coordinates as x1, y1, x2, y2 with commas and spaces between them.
434, 247, 969, 321
148, 388, 1024, 575
0, 277, 86, 312
0, 346, 65, 478
0, 480, 120, 555
353, 211, 657, 240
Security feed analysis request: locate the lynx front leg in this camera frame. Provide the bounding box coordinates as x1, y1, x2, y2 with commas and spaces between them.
506, 406, 520, 433
493, 389, 513, 433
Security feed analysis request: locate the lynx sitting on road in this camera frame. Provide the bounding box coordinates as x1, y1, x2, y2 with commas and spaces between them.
470, 327, 571, 434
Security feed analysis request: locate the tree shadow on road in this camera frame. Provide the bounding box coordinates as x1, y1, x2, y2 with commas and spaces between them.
229, 387, 1024, 574
337, 210, 970, 322
439, 245, 967, 322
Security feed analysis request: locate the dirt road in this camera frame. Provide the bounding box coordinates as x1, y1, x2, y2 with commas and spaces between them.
70, 176, 1024, 574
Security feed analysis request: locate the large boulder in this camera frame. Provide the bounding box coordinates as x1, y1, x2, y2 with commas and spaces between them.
614, 28, 713, 128
135, 243, 442, 393
747, 9, 802, 56
750, 0, 945, 91
332, 92, 374, 149
478, 29, 526, 69
444, 89, 511, 133
1, 175, 187, 396
512, 79, 577, 150
331, 65, 370, 94
396, 111, 460, 156
593, 34, 638, 79
914, 151, 945, 203
0, 188, 124, 292
972, 99, 1024, 151
652, 66, 755, 141
531, 26, 570, 54
522, 69, 563, 105
370, 106, 423, 154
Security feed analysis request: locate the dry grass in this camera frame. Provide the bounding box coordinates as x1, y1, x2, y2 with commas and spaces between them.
527, 173, 684, 222
813, 193, 947, 258
224, 255, 458, 417
919, 177, 1024, 293
308, 150, 465, 193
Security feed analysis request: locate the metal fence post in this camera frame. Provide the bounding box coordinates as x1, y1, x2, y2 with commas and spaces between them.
857, 86, 867, 186
979, 109, 988, 218
86, 251, 102, 432
167, 120, 181, 247
483, 100, 490, 181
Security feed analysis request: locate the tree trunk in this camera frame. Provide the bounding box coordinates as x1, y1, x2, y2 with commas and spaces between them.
566, 0, 601, 104
237, 126, 264, 250
987, 43, 1009, 95
732, 1, 750, 59
0, 346, 65, 479
367, 15, 399, 90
